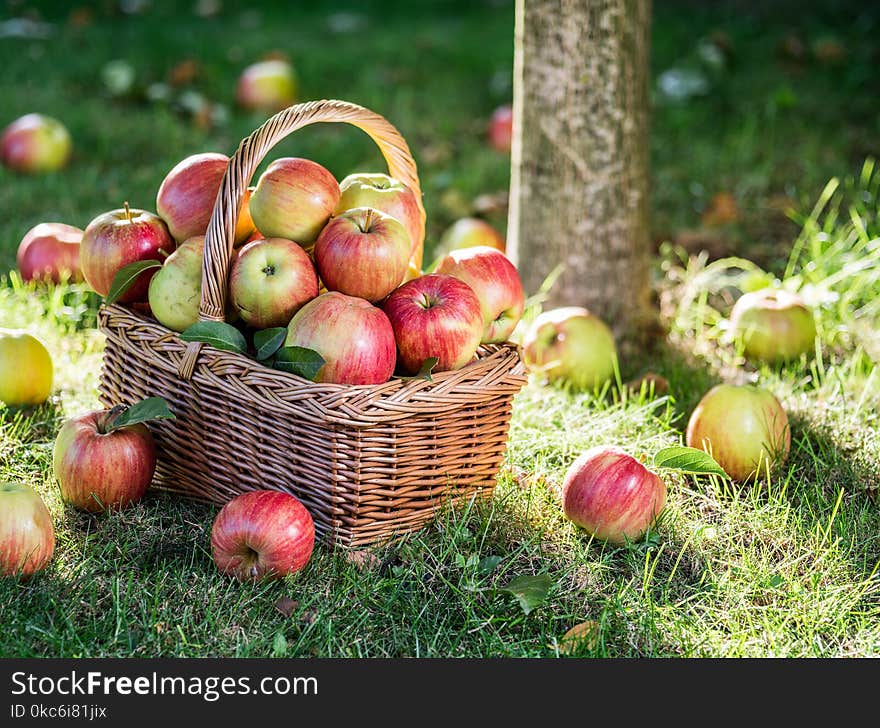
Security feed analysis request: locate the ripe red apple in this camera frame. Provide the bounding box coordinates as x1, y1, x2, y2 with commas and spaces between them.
335, 172, 422, 267
488, 104, 513, 153
1, 113, 71, 174
16, 222, 84, 284
314, 207, 411, 303
248, 157, 340, 246
435, 217, 506, 258
235, 59, 298, 113
730, 288, 817, 364
686, 384, 791, 482
53, 408, 157, 513
433, 246, 525, 343
0, 482, 54, 579
382, 274, 484, 374
156, 152, 229, 242
80, 204, 176, 302
522, 307, 618, 390
562, 446, 667, 545
285, 292, 396, 385
229, 237, 319, 329
211, 490, 314, 582
0, 329, 53, 407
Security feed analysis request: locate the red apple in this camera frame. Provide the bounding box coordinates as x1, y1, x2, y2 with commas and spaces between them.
16, 222, 84, 284
522, 307, 618, 390
686, 384, 791, 482
236, 59, 298, 113
211, 490, 314, 582
314, 207, 411, 303
433, 245, 525, 343
0, 482, 54, 578
229, 237, 319, 329
562, 446, 667, 545
382, 274, 484, 374
1, 113, 71, 174
488, 104, 513, 153
80, 204, 176, 302
248, 157, 340, 246
156, 151, 229, 242
435, 217, 506, 258
729, 288, 817, 364
335, 172, 422, 267
53, 409, 157, 513
285, 292, 396, 385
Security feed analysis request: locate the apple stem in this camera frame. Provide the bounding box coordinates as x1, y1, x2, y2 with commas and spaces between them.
363, 208, 374, 232
99, 404, 127, 434
123, 201, 132, 223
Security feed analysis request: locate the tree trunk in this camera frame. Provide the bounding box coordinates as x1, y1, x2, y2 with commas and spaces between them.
508, 0, 652, 339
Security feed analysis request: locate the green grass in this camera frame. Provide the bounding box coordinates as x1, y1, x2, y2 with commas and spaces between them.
1, 0, 879, 658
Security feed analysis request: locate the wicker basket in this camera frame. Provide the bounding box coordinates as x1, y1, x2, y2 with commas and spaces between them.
97, 99, 527, 548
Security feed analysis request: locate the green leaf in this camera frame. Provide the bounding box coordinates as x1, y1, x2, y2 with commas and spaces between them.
399, 356, 439, 382
180, 321, 247, 353
105, 397, 175, 432
273, 346, 325, 381
499, 573, 554, 615
653, 446, 727, 477
271, 630, 287, 658
105, 259, 163, 305
253, 327, 288, 361
477, 555, 503, 576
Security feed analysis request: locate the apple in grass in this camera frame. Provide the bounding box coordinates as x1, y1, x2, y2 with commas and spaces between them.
80, 204, 176, 302
0, 329, 53, 407
1, 113, 71, 174
314, 207, 411, 303
729, 288, 817, 364
235, 59, 298, 113
435, 217, 506, 258
155, 152, 229, 243
562, 446, 667, 545
0, 482, 54, 579
686, 384, 791, 482
382, 274, 484, 374
522, 307, 618, 391
17, 222, 84, 283
249, 157, 340, 246
433, 246, 525, 343
229, 237, 319, 329
488, 104, 513, 153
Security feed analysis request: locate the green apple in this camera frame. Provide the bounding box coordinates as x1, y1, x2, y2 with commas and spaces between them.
147, 236, 206, 332
730, 288, 817, 364
1, 113, 71, 174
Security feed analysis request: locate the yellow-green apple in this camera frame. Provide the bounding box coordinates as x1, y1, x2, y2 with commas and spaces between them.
522, 307, 618, 390
314, 207, 411, 303
435, 217, 506, 258
249, 157, 340, 246
211, 490, 314, 581
686, 384, 791, 482
0, 113, 71, 174
285, 292, 396, 385
488, 104, 513, 153
234, 186, 257, 247
156, 152, 229, 242
16, 222, 84, 283
335, 172, 422, 271
147, 235, 207, 332
53, 409, 157, 513
382, 274, 484, 374
0, 482, 54, 578
433, 245, 524, 343
0, 329, 53, 407
229, 237, 319, 329
80, 204, 176, 302
562, 446, 667, 545
235, 59, 298, 113
729, 288, 817, 364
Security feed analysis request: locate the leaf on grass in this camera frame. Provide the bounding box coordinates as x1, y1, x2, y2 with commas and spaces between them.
274, 597, 299, 619
553, 621, 600, 654
399, 356, 439, 382
272, 630, 287, 658
653, 446, 727, 477
499, 573, 553, 615
180, 321, 247, 353
253, 327, 287, 361
477, 555, 503, 576
273, 346, 325, 381
345, 549, 381, 571
105, 260, 163, 305
106, 397, 175, 432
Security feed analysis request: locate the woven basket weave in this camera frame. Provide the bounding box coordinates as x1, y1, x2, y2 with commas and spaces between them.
97, 99, 527, 548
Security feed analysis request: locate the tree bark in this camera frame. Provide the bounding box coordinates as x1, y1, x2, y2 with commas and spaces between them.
508, 0, 652, 339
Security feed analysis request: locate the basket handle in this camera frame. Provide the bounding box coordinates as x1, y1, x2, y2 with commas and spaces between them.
178, 99, 425, 379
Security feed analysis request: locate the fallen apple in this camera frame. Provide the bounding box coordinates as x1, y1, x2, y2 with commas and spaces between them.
0, 329, 53, 407
685, 383, 791, 482
211, 490, 315, 581
729, 288, 817, 364
1, 113, 71, 174
156, 151, 229, 243
488, 104, 513, 153
0, 482, 55, 579
435, 217, 505, 258
235, 59, 298, 113
17, 222, 84, 284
